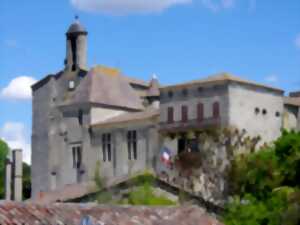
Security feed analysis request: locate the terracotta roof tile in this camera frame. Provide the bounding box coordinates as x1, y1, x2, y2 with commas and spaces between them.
284, 96, 300, 106
161, 72, 284, 93
0, 201, 223, 225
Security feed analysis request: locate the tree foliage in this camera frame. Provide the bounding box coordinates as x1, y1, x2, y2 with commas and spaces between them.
0, 139, 9, 199
224, 130, 300, 225
0, 139, 31, 200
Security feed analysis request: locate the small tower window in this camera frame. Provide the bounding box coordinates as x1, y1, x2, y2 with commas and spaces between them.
69, 80, 75, 90
275, 111, 280, 117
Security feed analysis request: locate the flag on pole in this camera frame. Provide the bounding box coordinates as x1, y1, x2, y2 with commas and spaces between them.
160, 147, 172, 166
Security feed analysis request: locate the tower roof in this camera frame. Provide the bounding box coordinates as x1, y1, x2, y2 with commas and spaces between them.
66, 17, 87, 35
146, 74, 160, 97
61, 66, 144, 110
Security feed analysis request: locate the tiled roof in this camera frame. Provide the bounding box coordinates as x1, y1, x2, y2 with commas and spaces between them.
161, 73, 284, 93
284, 96, 300, 106
62, 66, 145, 110
0, 201, 223, 225
92, 107, 159, 128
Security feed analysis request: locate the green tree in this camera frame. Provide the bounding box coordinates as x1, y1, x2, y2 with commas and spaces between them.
0, 139, 9, 199
22, 162, 31, 200
224, 130, 300, 225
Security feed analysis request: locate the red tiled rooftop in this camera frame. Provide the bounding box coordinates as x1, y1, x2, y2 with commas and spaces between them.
0, 201, 224, 225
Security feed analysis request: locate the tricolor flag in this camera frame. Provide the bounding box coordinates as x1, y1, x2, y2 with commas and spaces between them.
160, 147, 172, 167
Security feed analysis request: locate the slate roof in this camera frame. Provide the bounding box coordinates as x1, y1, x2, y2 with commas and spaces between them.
0, 201, 223, 225
67, 21, 87, 34
92, 107, 159, 128
62, 66, 145, 110
161, 73, 284, 93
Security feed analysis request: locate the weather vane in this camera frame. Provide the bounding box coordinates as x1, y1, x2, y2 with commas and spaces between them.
75, 14, 79, 21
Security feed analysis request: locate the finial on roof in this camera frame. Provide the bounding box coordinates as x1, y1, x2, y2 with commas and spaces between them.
75, 15, 79, 21
152, 73, 158, 80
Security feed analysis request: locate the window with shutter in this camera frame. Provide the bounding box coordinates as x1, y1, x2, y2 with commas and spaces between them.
197, 103, 204, 122
167, 107, 174, 123
213, 102, 220, 118
181, 105, 188, 122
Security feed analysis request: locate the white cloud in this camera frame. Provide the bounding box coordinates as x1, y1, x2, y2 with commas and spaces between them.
0, 76, 37, 100
3, 39, 18, 48
248, 0, 256, 12
264, 75, 278, 83
295, 33, 300, 49
200, 0, 235, 12
70, 0, 192, 15
0, 122, 31, 164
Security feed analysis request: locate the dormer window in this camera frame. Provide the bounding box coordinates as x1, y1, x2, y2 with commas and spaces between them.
69, 80, 75, 90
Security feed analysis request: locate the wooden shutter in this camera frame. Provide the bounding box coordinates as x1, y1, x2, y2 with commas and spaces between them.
197, 103, 204, 122
213, 102, 220, 118
167, 107, 174, 123
181, 105, 188, 122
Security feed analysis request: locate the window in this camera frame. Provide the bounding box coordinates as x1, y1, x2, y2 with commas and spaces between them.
102, 133, 111, 162
78, 110, 83, 125
198, 87, 203, 93
127, 130, 137, 160
213, 102, 220, 118
262, 109, 267, 115
181, 105, 188, 122
275, 111, 281, 117
197, 103, 204, 122
255, 107, 260, 114
69, 80, 75, 90
182, 89, 188, 97
168, 91, 173, 98
167, 107, 174, 124
72, 145, 82, 169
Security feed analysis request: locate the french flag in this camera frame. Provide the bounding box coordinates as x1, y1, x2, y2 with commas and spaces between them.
160, 147, 172, 166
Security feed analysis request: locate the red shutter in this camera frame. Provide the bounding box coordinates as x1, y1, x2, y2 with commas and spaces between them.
181, 105, 188, 122
213, 102, 220, 118
167, 107, 174, 123
197, 103, 204, 122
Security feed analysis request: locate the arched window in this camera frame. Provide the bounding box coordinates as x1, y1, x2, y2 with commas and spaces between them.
197, 103, 204, 122
213, 102, 220, 118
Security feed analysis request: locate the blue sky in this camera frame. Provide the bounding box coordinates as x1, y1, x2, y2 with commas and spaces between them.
0, 0, 299, 163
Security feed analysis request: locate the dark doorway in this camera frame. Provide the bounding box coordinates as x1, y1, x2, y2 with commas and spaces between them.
178, 138, 186, 154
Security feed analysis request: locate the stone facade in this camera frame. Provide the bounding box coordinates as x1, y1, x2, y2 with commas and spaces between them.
31, 19, 300, 205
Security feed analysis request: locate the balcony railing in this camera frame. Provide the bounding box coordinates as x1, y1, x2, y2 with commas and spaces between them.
159, 117, 221, 133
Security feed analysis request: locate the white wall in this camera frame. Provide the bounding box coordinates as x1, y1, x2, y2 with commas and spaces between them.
91, 107, 126, 124
228, 84, 283, 145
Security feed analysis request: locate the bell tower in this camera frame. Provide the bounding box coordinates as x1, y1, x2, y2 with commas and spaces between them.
65, 16, 88, 71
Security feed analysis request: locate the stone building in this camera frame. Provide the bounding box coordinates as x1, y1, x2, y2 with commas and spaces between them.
31, 19, 300, 202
